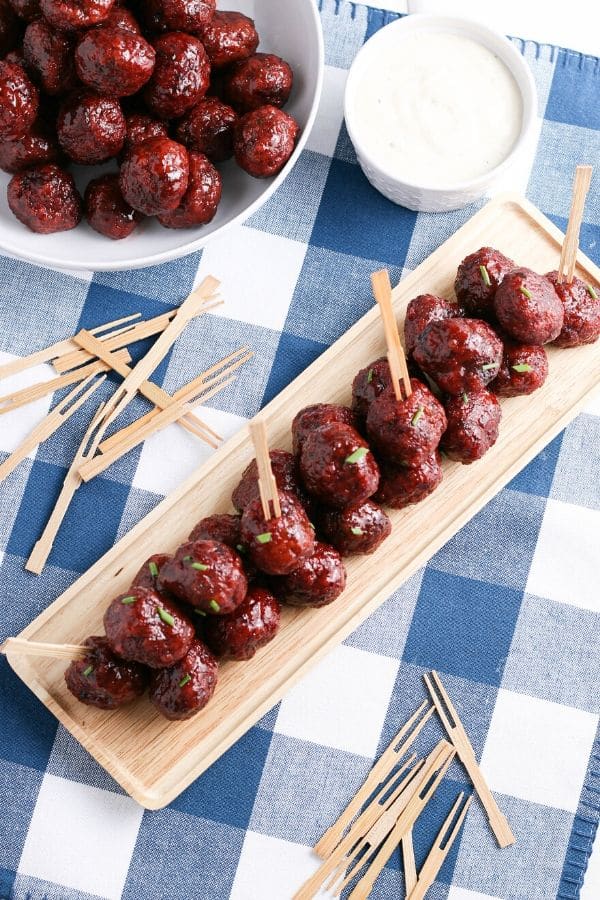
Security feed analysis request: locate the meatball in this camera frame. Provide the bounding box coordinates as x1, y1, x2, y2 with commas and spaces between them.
292, 404, 356, 457
271, 542, 346, 608
0, 117, 61, 173
352, 357, 393, 425
8, 163, 81, 233
299, 422, 380, 509
157, 539, 247, 615
131, 552, 173, 591
546, 271, 600, 348
75, 26, 155, 97
441, 390, 502, 464
366, 379, 447, 465
0, 0, 19, 57
157, 150, 221, 228
175, 96, 236, 162
144, 32, 210, 120
144, 0, 215, 33
65, 635, 147, 710
375, 452, 443, 509
85, 173, 142, 240
232, 449, 300, 513
234, 105, 299, 178
149, 639, 218, 721
494, 268, 564, 344
119, 135, 188, 215
199, 10, 258, 68
224, 53, 293, 113
103, 586, 194, 668
7, 0, 38, 22
454, 247, 515, 317
23, 20, 77, 96
413, 318, 503, 395
404, 294, 459, 358
189, 512, 241, 548
491, 341, 548, 398
103, 5, 140, 32
57, 93, 125, 164
39, 0, 115, 31
318, 499, 391, 556
203, 585, 280, 660
121, 111, 168, 158
0, 60, 38, 140
240, 490, 315, 576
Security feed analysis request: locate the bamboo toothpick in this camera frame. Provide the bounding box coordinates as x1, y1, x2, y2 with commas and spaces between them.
248, 418, 281, 519
558, 165, 593, 284
371, 269, 412, 400
402, 828, 417, 895
407, 792, 472, 900
1, 637, 87, 661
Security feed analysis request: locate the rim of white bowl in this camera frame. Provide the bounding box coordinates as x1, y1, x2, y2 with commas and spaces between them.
344, 13, 538, 195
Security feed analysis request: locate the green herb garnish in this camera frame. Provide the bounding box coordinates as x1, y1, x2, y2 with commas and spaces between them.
256, 532, 272, 544
345, 447, 369, 464
309, 522, 315, 531
479, 265, 491, 287
148, 561, 159, 578
194, 609, 207, 617
236, 544, 247, 555
367, 368, 374, 383
183, 555, 193, 562
519, 286, 533, 300
411, 406, 424, 426
190, 562, 209, 571
482, 363, 498, 371
350, 526, 364, 536
210, 600, 220, 613
512, 363, 533, 373
158, 607, 175, 626
462, 392, 469, 404
586, 283, 598, 300
121, 595, 137, 605
179, 674, 191, 688
83, 665, 93, 677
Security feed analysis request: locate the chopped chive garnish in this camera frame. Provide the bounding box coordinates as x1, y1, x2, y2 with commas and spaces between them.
482, 363, 497, 371
519, 286, 533, 300
586, 283, 598, 300
190, 562, 209, 571
183, 555, 193, 562
256, 532, 272, 544
512, 363, 533, 373
179, 674, 191, 688
121, 595, 137, 605
462, 392, 469, 404
83, 665, 93, 677
411, 406, 424, 426
236, 543, 247, 555
158, 607, 175, 626
309, 522, 315, 531
350, 526, 364, 536
367, 368, 374, 383
194, 609, 207, 617
148, 561, 159, 578
345, 447, 369, 464
479, 265, 491, 287
210, 599, 220, 613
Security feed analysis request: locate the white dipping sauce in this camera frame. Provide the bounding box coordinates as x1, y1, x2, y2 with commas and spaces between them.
352, 32, 523, 186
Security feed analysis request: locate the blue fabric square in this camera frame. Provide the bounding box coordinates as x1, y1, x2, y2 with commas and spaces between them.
262, 332, 327, 405
92, 253, 201, 304
548, 214, 600, 269
545, 50, 600, 130
0, 665, 56, 770
0, 867, 15, 898
507, 430, 563, 496
413, 776, 470, 881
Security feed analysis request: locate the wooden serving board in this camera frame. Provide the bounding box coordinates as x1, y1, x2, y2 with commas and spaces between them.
8, 194, 600, 809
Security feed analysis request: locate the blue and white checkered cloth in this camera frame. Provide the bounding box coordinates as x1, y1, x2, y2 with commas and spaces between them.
1, 2, 599, 898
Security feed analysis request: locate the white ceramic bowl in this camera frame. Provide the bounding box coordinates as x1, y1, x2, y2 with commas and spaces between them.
344, 14, 537, 213
0, 0, 324, 271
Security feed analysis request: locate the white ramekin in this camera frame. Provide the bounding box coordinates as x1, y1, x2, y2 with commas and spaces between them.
344, 14, 538, 213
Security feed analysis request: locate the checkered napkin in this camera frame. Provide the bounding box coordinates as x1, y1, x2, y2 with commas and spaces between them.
1, 2, 599, 898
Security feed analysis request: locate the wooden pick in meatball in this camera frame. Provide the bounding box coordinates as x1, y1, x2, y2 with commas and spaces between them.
240, 489, 315, 575
318, 499, 391, 557
64, 636, 148, 710
351, 357, 393, 426
441, 390, 502, 464
149, 639, 218, 721
375, 453, 443, 509
157, 539, 247, 616
546, 271, 600, 348
413, 318, 503, 395
270, 542, 347, 608
299, 422, 379, 509
104, 587, 194, 668
366, 378, 447, 466
203, 585, 281, 660
493, 268, 564, 344
232, 449, 300, 512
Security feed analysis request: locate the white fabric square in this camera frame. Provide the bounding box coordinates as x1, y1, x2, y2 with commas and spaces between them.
480, 689, 598, 813
229, 830, 321, 900
275, 643, 399, 758
526, 498, 600, 612
581, 829, 600, 899
18, 773, 143, 900
447, 888, 503, 900
194, 225, 307, 331
305, 64, 348, 158
0, 354, 54, 455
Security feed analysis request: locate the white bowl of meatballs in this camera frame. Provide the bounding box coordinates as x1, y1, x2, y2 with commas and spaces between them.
0, 0, 324, 271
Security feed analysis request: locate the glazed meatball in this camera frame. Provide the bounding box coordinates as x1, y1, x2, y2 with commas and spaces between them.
8, 163, 81, 233
7, 0, 38, 22
375, 452, 443, 509
454, 247, 515, 317
491, 341, 548, 397
404, 294, 459, 358
119, 135, 188, 215
149, 639, 218, 721
157, 539, 247, 615
75, 26, 155, 97
234, 105, 299, 178
494, 268, 564, 344
413, 318, 503, 395
85, 173, 143, 240
189, 512, 241, 548
144, 0, 215, 33
175, 96, 236, 162
203, 584, 280, 660
224, 53, 293, 113
23, 20, 77, 96
65, 636, 147, 710
104, 586, 194, 668
157, 150, 221, 228
352, 357, 393, 425
57, 92, 125, 164
121, 111, 168, 158
292, 404, 356, 457
0, 60, 38, 140
441, 390, 502, 464
299, 422, 380, 509
232, 449, 300, 512
240, 489, 315, 576
0, 0, 19, 56
39, 0, 115, 31
366, 379, 447, 465
0, 117, 61, 173
199, 10, 258, 68
271, 541, 346, 608
318, 499, 391, 556
546, 271, 600, 348
131, 552, 173, 591
144, 31, 210, 120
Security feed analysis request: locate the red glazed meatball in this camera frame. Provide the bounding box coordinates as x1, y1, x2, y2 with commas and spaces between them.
189, 512, 241, 548
413, 318, 503, 395
57, 93, 125, 164
224, 53, 293, 113
85, 173, 142, 240
494, 268, 564, 344
23, 20, 77, 96
491, 341, 548, 397
175, 96, 236, 162
441, 390, 502, 464
546, 271, 600, 348
144, 0, 215, 33
131, 552, 173, 591
232, 449, 300, 512
234, 104, 299, 178
240, 490, 315, 576
7, 0, 39, 22
8, 163, 81, 232
103, 586, 194, 668
299, 422, 380, 509
64, 636, 148, 710
121, 111, 168, 158
203, 584, 280, 660
157, 539, 247, 615
103, 5, 140, 32
149, 638, 218, 720
144, 32, 210, 120
157, 150, 221, 228
404, 294, 459, 357
0, 60, 38, 140
352, 357, 393, 425
75, 26, 155, 97
39, 0, 115, 31
318, 499, 391, 556
375, 452, 443, 509
366, 379, 447, 466
271, 541, 346, 608
119, 135, 188, 215
455, 247, 515, 317
292, 404, 356, 457
199, 10, 258, 68
0, 117, 61, 173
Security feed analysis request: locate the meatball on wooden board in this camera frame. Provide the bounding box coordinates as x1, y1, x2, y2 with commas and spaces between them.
6, 194, 600, 809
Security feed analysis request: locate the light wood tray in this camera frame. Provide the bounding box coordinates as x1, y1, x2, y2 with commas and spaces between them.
8, 194, 600, 809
